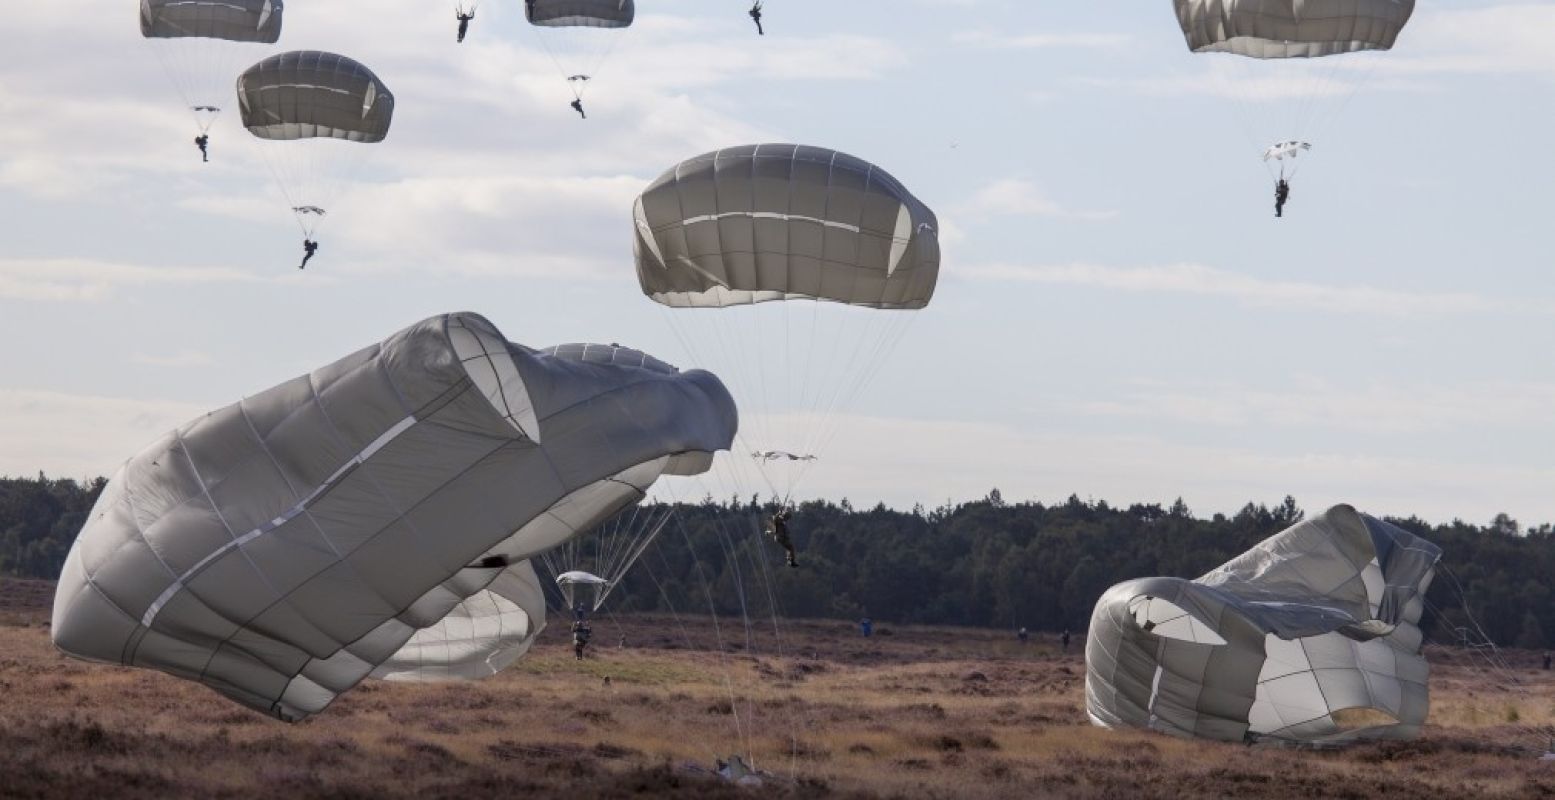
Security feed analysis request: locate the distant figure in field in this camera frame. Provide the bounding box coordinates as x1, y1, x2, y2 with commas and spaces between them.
1018, 626, 1029, 645
618, 634, 626, 650
1062, 628, 1072, 652
1544, 652, 1551, 671
860, 617, 873, 637
571, 618, 592, 660
601, 675, 611, 688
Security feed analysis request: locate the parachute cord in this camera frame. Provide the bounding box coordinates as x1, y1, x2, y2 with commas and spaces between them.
668, 512, 753, 763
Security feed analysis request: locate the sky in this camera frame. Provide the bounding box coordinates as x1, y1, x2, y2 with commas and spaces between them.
1, 0, 1551, 527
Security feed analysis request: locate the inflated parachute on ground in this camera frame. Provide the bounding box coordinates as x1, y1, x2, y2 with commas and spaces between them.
51, 312, 736, 720
140, 0, 284, 133
1174, 0, 1414, 58
1086, 504, 1441, 744
633, 144, 939, 500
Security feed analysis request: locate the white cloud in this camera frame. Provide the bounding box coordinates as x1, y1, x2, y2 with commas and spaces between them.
1071, 378, 1555, 436
952, 31, 1133, 50
0, 258, 283, 303
0, 389, 209, 479
131, 351, 215, 368
959, 179, 1117, 222
962, 262, 1537, 317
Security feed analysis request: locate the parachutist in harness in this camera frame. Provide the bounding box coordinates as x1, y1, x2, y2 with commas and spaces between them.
194, 134, 209, 163
570, 98, 586, 119
299, 239, 318, 270
749, 2, 764, 35
1274, 179, 1290, 218
767, 508, 798, 568
456, 11, 474, 43
571, 618, 592, 660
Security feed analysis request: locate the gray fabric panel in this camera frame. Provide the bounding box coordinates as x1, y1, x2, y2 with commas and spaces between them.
237, 50, 394, 142
526, 0, 635, 27
634, 144, 941, 309
141, 0, 283, 43
51, 312, 736, 721
1175, 0, 1415, 58
1085, 505, 1440, 744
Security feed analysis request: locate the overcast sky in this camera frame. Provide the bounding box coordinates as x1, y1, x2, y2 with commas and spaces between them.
1, 0, 1551, 527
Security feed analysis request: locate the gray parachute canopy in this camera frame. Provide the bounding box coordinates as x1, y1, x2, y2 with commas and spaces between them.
633, 144, 941, 309
237, 51, 394, 142
1174, 0, 1415, 59
51, 312, 736, 721
141, 0, 283, 43
1085, 504, 1441, 744
526, 0, 635, 28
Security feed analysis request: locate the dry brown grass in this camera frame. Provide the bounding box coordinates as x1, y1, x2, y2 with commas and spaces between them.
2, 577, 1554, 799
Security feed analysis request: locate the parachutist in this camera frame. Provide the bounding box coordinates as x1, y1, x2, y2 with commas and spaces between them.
299, 239, 319, 270
768, 508, 798, 567
570, 98, 586, 119
456, 11, 474, 43
749, 2, 764, 35
1274, 179, 1290, 218
570, 618, 592, 660
194, 134, 209, 163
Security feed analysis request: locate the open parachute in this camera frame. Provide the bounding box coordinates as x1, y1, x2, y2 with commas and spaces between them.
237, 50, 393, 238
50, 312, 735, 719
140, 0, 284, 134
526, 0, 635, 103
1086, 504, 1441, 745
633, 143, 939, 503
1173, 0, 1414, 176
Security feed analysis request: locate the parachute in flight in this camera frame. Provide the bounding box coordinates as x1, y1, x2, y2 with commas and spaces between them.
51, 312, 736, 720
1172, 0, 1414, 175
140, 0, 284, 133
525, 0, 635, 104
1086, 504, 1441, 744
236, 50, 394, 238
634, 143, 939, 502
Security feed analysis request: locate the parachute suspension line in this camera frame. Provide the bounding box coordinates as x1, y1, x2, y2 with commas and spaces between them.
667, 515, 754, 763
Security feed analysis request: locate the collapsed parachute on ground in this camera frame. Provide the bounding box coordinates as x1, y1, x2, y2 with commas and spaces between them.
1086, 504, 1441, 745
1174, 0, 1414, 59
51, 312, 736, 720
633, 143, 939, 500
140, 0, 285, 132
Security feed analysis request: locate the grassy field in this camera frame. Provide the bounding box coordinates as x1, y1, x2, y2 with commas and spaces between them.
2, 577, 1553, 798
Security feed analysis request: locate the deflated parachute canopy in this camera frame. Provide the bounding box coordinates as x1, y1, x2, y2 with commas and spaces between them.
633, 143, 941, 310
51, 312, 736, 720
1086, 504, 1441, 745
1174, 0, 1416, 58
237, 50, 394, 143
141, 0, 283, 43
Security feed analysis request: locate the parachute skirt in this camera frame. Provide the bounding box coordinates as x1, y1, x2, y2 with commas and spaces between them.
51, 312, 736, 721
1085, 505, 1441, 745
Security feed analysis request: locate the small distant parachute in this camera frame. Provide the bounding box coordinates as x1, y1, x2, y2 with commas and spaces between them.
1172, 0, 1414, 175
1262, 141, 1311, 162
237, 50, 393, 237
1086, 504, 1441, 745
555, 570, 609, 612
50, 312, 736, 720
140, 0, 284, 133
526, 0, 635, 101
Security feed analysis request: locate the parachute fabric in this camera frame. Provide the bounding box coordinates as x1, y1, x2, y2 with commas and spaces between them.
50, 312, 736, 720
140, 0, 284, 133
1085, 504, 1441, 745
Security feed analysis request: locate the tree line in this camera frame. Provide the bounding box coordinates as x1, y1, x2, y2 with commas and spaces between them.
3, 474, 1550, 648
